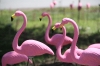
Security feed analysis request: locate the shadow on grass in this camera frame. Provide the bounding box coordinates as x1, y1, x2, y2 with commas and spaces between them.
40, 62, 77, 66
0, 24, 100, 65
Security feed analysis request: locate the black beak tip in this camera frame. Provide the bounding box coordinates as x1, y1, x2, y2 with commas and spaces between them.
39, 18, 42, 21
11, 17, 13, 21
51, 29, 54, 33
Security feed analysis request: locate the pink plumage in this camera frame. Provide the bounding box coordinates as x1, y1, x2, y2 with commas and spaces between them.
2, 51, 32, 66
78, 0, 82, 11
50, 3, 54, 9
53, 0, 57, 6
52, 23, 83, 63
11, 10, 54, 60
86, 3, 90, 9
40, 12, 73, 49
88, 43, 100, 49
61, 18, 100, 65
70, 3, 73, 9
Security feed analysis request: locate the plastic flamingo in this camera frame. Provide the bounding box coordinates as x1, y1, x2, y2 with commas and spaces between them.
11, 10, 54, 65
53, 0, 57, 6
70, 1, 74, 18
52, 23, 83, 63
86, 3, 90, 22
2, 51, 32, 66
70, 2, 74, 10
77, 0, 82, 23
39, 12, 73, 49
39, 12, 72, 62
60, 18, 100, 65
86, 3, 90, 9
50, 3, 54, 9
88, 44, 100, 49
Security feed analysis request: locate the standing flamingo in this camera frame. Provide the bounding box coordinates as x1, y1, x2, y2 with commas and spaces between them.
39, 12, 72, 62
53, 0, 57, 6
86, 3, 90, 22
52, 23, 83, 64
2, 51, 32, 66
11, 10, 54, 65
77, 0, 82, 23
50, 3, 54, 9
60, 18, 100, 65
39, 12, 73, 49
70, 1, 74, 18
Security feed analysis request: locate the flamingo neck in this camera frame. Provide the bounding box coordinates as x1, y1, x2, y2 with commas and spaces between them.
45, 14, 52, 43
12, 14, 27, 53
56, 26, 66, 61
69, 19, 80, 62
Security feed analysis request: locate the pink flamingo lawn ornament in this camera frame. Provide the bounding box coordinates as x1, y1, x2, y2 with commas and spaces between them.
2, 51, 32, 66
39, 12, 73, 49
50, 0, 57, 9
39, 12, 73, 62
11, 10, 54, 65
60, 18, 100, 65
52, 23, 83, 64
77, 0, 82, 23
70, 2, 74, 18
86, 3, 90, 22
50, 3, 54, 9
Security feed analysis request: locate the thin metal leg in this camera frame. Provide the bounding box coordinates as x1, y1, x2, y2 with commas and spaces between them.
32, 57, 35, 66
53, 55, 56, 63
26, 57, 29, 66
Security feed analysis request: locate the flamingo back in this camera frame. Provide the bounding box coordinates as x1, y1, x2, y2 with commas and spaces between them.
50, 34, 72, 47
88, 43, 100, 49
19, 40, 54, 56
2, 51, 32, 66
76, 48, 100, 65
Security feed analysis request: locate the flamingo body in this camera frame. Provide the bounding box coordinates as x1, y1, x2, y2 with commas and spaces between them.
2, 51, 32, 66
70, 4, 73, 9
11, 10, 54, 60
40, 12, 73, 49
49, 34, 73, 47
76, 48, 100, 65
86, 3, 90, 9
53, 23, 83, 63
53, 0, 57, 5
50, 3, 54, 9
88, 43, 100, 49
17, 40, 54, 56
60, 18, 100, 65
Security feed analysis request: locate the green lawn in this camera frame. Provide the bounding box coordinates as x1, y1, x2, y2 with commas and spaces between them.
0, 6, 100, 66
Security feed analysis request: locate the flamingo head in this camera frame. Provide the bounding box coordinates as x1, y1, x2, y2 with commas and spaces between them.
52, 23, 62, 30
59, 18, 70, 28
11, 10, 24, 21
39, 12, 49, 21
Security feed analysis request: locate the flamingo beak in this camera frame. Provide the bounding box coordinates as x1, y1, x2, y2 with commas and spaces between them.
39, 16, 43, 21
52, 26, 56, 30
11, 14, 16, 21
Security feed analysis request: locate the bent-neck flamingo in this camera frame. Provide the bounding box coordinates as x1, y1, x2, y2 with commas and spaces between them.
39, 12, 73, 49
11, 10, 54, 65
52, 23, 83, 64
39, 12, 72, 62
60, 18, 100, 65
2, 51, 32, 66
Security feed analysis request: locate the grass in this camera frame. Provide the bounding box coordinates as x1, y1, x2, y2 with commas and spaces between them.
0, 6, 100, 66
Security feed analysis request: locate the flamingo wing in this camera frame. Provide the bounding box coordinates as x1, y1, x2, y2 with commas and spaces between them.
20, 40, 54, 56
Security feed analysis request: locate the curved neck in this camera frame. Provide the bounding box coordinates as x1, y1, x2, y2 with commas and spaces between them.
68, 19, 79, 61
45, 14, 52, 43
12, 14, 27, 52
56, 26, 66, 61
